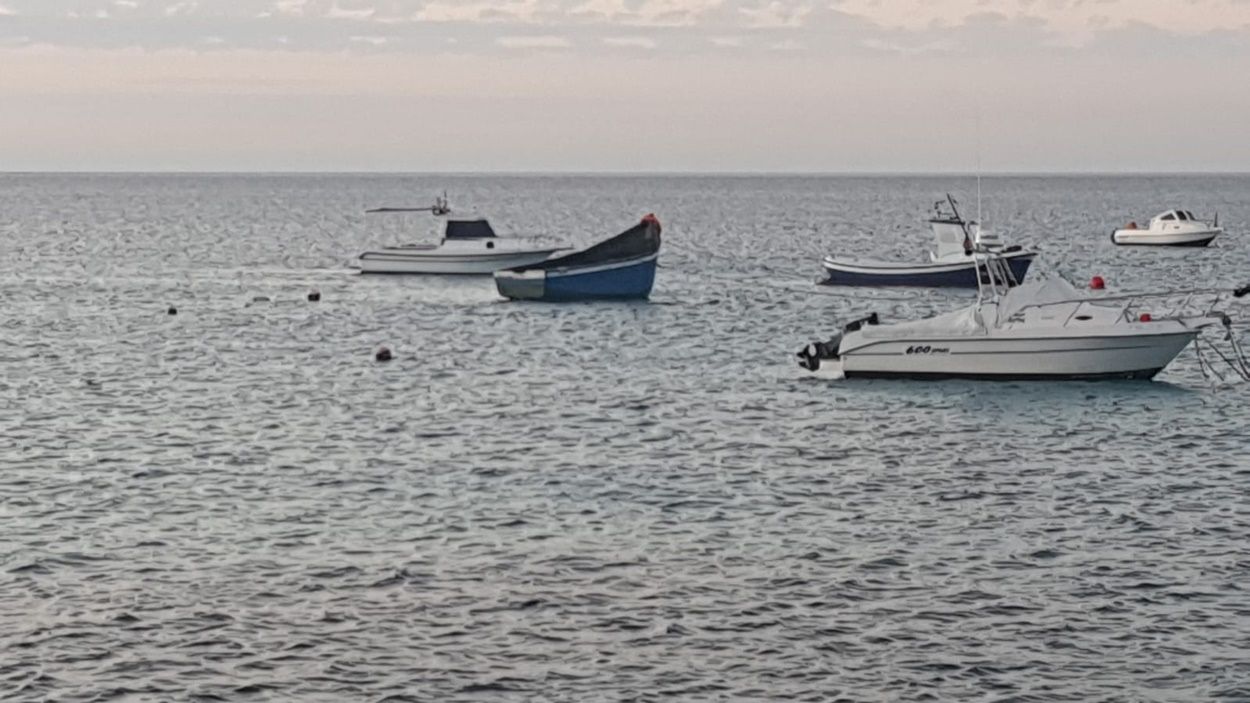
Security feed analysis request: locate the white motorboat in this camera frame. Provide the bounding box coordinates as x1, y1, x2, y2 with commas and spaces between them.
797, 250, 1250, 381
359, 196, 570, 275
821, 195, 1037, 288
1111, 209, 1222, 247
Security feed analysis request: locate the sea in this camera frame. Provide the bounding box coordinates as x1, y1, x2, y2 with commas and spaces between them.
1, 173, 1248, 701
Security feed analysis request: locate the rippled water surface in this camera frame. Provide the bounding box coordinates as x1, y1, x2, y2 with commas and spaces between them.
2, 174, 1249, 701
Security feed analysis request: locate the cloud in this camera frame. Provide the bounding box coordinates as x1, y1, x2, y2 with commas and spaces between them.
602, 35, 658, 49
415, 0, 551, 23
570, 0, 725, 27
738, 1, 812, 29
496, 34, 571, 48
0, 0, 1247, 56
831, 0, 1250, 37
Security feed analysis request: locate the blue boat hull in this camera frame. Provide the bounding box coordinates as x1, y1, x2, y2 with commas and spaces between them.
496, 255, 657, 301
822, 252, 1035, 288
545, 257, 656, 301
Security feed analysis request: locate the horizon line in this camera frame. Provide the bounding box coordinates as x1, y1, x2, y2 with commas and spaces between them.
5, 169, 1250, 177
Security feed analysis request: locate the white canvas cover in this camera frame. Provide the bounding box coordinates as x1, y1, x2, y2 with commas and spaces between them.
997, 278, 1082, 322
859, 277, 1087, 340
861, 304, 990, 338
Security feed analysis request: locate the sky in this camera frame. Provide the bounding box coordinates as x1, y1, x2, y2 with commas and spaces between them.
2, 0, 1250, 172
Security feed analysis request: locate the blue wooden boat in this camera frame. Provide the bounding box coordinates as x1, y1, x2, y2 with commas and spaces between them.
494, 215, 661, 301
822, 194, 1036, 288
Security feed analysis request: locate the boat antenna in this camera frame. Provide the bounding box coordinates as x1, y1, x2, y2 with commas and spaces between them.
975, 106, 983, 229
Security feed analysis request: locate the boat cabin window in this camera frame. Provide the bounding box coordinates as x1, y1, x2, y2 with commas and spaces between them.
1185, 211, 1197, 220
1160, 213, 1176, 221
1175, 211, 1188, 221
445, 219, 497, 239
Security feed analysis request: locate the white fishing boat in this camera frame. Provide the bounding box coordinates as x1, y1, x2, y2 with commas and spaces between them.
797, 250, 1250, 381
821, 195, 1036, 288
1111, 209, 1222, 247
359, 195, 570, 275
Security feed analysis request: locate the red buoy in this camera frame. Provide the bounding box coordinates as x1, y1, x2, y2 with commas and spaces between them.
1139, 313, 1153, 322
1090, 276, 1106, 290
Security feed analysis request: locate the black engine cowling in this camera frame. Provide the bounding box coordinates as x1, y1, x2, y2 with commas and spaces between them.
796, 314, 879, 372
797, 333, 843, 372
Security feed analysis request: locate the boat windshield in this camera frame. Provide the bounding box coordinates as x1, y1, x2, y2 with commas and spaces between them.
1161, 213, 1176, 221
445, 219, 496, 239
1176, 211, 1188, 221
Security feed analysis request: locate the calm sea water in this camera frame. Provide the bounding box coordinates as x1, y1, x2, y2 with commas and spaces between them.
2, 174, 1249, 701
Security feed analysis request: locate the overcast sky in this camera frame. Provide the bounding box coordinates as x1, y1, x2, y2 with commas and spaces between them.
3, 0, 1249, 172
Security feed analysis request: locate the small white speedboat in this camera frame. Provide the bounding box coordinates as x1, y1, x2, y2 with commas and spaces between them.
1111, 209, 1222, 247
797, 251, 1250, 381
359, 196, 570, 275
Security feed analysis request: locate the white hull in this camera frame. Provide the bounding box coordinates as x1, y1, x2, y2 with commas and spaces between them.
1112, 229, 1220, 247
1112, 210, 1222, 247
836, 327, 1199, 379
359, 247, 567, 275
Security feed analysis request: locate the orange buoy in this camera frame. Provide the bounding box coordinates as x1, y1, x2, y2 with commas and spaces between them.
1090, 276, 1106, 290
1139, 313, 1153, 322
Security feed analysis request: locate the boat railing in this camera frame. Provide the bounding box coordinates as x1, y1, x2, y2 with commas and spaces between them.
1007, 288, 1235, 327
972, 249, 1019, 303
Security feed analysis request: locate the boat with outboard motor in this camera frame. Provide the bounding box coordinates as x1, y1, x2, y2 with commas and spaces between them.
1112, 209, 1222, 247
798, 246, 1250, 381
494, 214, 661, 301
821, 195, 1036, 287
358, 195, 570, 274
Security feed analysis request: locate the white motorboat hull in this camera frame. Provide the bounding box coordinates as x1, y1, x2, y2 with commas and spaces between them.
835, 328, 1199, 380
359, 247, 568, 275
1111, 229, 1220, 247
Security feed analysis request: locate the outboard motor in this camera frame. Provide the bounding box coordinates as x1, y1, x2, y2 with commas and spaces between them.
797, 333, 842, 372
796, 313, 878, 372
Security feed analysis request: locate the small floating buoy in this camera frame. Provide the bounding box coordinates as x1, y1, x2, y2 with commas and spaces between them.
167, 306, 177, 315
375, 347, 393, 362
1139, 313, 1153, 322
1090, 276, 1106, 290
308, 291, 321, 302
